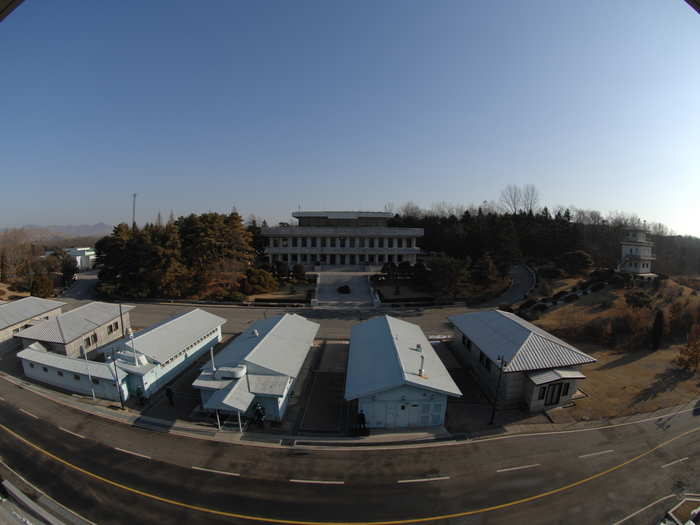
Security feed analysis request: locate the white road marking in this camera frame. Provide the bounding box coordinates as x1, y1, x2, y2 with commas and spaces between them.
289, 479, 345, 485
19, 409, 38, 420
661, 457, 689, 469
397, 476, 450, 484
114, 447, 151, 460
59, 427, 85, 439
578, 449, 614, 459
496, 463, 540, 473
191, 466, 240, 477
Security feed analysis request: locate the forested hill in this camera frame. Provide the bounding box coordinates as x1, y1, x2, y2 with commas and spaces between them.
389, 207, 700, 276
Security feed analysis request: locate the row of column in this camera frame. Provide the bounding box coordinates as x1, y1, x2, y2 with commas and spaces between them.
269, 236, 417, 250
270, 252, 416, 265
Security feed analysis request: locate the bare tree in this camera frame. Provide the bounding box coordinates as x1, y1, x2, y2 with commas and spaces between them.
398, 201, 423, 218
499, 185, 522, 214
383, 202, 396, 214
521, 184, 540, 213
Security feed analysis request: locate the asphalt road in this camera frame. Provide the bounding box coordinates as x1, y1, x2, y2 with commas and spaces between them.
0, 375, 697, 524
315, 272, 375, 304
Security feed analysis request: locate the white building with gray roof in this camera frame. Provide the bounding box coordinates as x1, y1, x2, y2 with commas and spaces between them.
18, 342, 129, 402
0, 297, 65, 352
102, 308, 226, 399
16, 301, 134, 358
448, 310, 596, 411
193, 313, 319, 423
345, 315, 462, 429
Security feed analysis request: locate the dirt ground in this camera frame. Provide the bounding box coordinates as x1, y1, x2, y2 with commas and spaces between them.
561, 342, 700, 420
0, 283, 29, 300
374, 280, 434, 299
248, 282, 313, 301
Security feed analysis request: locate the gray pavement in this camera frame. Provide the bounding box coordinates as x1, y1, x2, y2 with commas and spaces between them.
314, 272, 375, 305
60, 271, 99, 300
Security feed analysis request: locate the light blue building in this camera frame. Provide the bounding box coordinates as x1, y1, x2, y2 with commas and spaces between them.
103, 308, 226, 399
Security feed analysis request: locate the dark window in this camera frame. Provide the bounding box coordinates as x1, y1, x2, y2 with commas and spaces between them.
42, 367, 48, 373
29, 363, 34, 368
330, 238, 336, 248
91, 334, 97, 344
562, 382, 570, 396
368, 238, 375, 248
349, 238, 355, 248
378, 238, 384, 248
398, 238, 404, 248
388, 238, 394, 248
301, 237, 307, 247
359, 238, 365, 248
73, 374, 80, 381
311, 237, 317, 248
321, 238, 327, 248
538, 387, 546, 400
84, 337, 91, 347
57, 371, 63, 377
339, 237, 346, 248
291, 237, 298, 247
92, 378, 99, 385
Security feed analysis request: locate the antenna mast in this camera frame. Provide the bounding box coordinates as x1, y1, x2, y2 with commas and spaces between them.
132, 193, 137, 230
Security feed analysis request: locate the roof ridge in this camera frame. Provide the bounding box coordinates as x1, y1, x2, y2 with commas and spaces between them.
242, 313, 286, 367
384, 316, 410, 385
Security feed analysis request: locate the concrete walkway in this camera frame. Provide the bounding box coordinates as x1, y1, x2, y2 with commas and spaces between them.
314, 272, 375, 305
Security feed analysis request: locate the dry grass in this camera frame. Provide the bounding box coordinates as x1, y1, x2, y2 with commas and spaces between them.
248, 282, 313, 301
375, 281, 434, 299
0, 283, 29, 300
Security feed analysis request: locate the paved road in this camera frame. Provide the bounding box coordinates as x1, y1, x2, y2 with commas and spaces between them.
0, 376, 697, 524
60, 270, 99, 300
481, 264, 535, 307
315, 272, 375, 304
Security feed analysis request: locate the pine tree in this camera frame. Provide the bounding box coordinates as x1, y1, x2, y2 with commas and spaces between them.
30, 272, 54, 298
0, 250, 7, 283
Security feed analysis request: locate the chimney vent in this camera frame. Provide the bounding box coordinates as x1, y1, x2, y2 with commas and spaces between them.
419, 354, 425, 377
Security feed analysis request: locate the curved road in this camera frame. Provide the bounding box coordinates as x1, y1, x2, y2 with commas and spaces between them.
0, 374, 697, 524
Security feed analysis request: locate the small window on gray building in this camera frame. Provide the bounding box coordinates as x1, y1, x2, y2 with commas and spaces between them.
84, 337, 91, 347
29, 363, 35, 368
74, 374, 80, 381
538, 387, 546, 400
398, 238, 404, 248
91, 334, 97, 345
388, 238, 393, 248
92, 378, 100, 385
562, 382, 570, 396
42, 367, 48, 372
57, 371, 63, 377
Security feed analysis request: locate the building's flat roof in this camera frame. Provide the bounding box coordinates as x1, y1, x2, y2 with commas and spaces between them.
528, 368, 586, 385
0, 297, 65, 331
18, 345, 127, 381
262, 226, 423, 236
16, 302, 134, 344
449, 310, 596, 373
114, 308, 226, 364
345, 316, 462, 401
202, 377, 256, 413
293, 211, 393, 219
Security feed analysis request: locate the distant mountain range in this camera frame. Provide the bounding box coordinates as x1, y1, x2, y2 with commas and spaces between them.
5, 223, 114, 240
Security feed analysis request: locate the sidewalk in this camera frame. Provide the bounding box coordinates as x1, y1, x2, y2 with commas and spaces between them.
3, 368, 699, 450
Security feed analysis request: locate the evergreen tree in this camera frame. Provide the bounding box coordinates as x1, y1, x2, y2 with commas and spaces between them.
471, 254, 498, 285
651, 310, 664, 350
0, 250, 7, 283
30, 272, 54, 298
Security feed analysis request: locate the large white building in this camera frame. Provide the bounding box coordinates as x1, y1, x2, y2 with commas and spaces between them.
345, 316, 462, 429
0, 297, 65, 353
262, 211, 423, 270
193, 313, 319, 423
619, 228, 656, 276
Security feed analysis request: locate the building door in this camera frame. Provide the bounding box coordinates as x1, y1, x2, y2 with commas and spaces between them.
386, 403, 398, 427
396, 403, 410, 427
545, 383, 562, 406
408, 403, 421, 426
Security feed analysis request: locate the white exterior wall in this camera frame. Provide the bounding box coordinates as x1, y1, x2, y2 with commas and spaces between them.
525, 373, 580, 412
358, 385, 448, 429
20, 358, 128, 402
138, 326, 222, 398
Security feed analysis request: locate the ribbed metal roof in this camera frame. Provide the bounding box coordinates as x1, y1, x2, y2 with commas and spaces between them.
0, 297, 65, 330
205, 313, 319, 378
448, 310, 596, 373
16, 302, 134, 344
345, 315, 462, 401
116, 308, 226, 364
18, 346, 127, 381
202, 378, 255, 412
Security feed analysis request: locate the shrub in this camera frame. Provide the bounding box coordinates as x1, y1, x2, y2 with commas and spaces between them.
532, 302, 549, 313
519, 298, 537, 310
0, 288, 6, 298
563, 294, 578, 303
538, 267, 565, 279
675, 324, 700, 371
228, 291, 246, 302
553, 291, 568, 301
589, 282, 606, 292
624, 291, 652, 309
498, 304, 513, 312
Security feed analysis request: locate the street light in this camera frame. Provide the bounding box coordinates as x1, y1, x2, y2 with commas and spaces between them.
489, 355, 506, 425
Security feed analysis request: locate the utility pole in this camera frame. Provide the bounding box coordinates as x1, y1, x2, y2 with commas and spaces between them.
131, 193, 137, 231
489, 355, 506, 425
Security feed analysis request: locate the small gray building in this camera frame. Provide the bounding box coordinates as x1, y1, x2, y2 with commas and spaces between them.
345, 315, 462, 429
193, 313, 319, 423
16, 302, 134, 358
448, 310, 596, 411
0, 297, 65, 352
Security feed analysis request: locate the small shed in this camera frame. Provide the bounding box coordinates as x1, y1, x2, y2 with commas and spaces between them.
345, 316, 461, 429
448, 310, 596, 410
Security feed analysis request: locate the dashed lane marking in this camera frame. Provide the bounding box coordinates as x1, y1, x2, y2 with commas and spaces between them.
578, 449, 614, 459
661, 457, 689, 469
191, 466, 240, 477
1, 423, 699, 524
19, 409, 38, 420
397, 476, 450, 484
59, 427, 85, 439
289, 479, 345, 485
114, 447, 150, 460
496, 463, 540, 473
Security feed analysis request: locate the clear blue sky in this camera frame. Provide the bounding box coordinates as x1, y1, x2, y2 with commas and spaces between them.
1, 1, 699, 235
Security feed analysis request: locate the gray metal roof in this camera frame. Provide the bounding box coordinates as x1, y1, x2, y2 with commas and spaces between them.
16, 302, 134, 344
0, 297, 65, 330
17, 346, 127, 381
448, 310, 596, 373
206, 313, 319, 378
117, 308, 226, 364
203, 378, 256, 413
345, 316, 462, 401
528, 368, 586, 385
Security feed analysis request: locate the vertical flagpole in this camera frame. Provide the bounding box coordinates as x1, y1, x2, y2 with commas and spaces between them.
81, 345, 96, 401
237, 409, 242, 433
215, 410, 222, 431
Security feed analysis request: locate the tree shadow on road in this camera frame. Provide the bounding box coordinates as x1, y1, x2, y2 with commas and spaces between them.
629, 367, 694, 406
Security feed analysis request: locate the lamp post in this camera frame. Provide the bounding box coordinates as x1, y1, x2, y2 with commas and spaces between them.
489, 355, 506, 425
